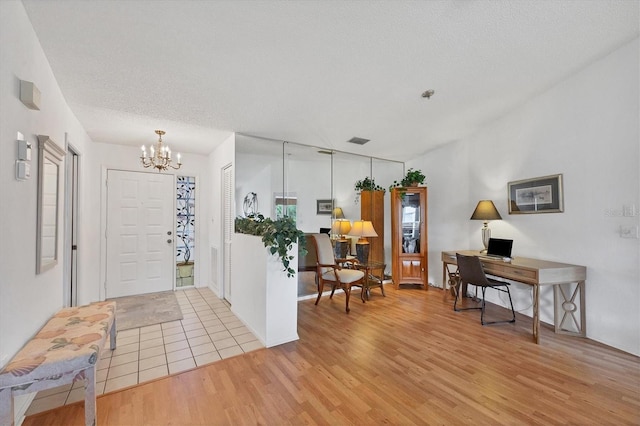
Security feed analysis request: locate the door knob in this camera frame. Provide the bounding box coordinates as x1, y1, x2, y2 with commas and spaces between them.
167, 239, 172, 244
167, 231, 172, 235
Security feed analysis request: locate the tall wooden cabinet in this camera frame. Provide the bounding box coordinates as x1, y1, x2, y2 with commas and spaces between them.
360, 190, 384, 263
391, 187, 428, 289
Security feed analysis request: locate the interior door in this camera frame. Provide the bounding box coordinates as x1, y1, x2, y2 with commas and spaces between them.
223, 164, 233, 302
106, 170, 174, 298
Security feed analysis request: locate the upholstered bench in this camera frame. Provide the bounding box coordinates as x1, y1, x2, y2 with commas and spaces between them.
0, 301, 116, 426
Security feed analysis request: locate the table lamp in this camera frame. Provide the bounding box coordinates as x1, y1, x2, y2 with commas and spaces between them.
332, 207, 345, 219
348, 220, 378, 263
470, 200, 502, 252
331, 219, 352, 259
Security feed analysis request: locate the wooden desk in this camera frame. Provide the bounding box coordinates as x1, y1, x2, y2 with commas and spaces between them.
442, 250, 586, 344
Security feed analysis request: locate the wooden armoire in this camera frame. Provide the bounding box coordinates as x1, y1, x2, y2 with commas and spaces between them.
360, 190, 385, 263
391, 187, 428, 289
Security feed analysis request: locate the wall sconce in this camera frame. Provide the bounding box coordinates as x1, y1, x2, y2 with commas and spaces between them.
470, 200, 502, 252
20, 80, 41, 110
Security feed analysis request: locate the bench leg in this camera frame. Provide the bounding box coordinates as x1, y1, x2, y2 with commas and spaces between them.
84, 367, 96, 426
110, 316, 117, 350
0, 387, 14, 426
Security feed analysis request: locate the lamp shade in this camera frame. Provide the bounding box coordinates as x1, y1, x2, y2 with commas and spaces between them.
331, 219, 351, 236
470, 200, 502, 221
348, 220, 378, 239
332, 207, 345, 219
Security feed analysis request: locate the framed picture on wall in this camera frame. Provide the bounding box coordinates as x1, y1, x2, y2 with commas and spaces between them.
508, 174, 564, 214
316, 199, 334, 215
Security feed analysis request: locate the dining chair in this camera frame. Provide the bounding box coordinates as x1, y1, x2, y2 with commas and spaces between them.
454, 253, 516, 325
310, 233, 365, 313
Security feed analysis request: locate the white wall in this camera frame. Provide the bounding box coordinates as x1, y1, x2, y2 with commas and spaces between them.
0, 1, 93, 367
414, 38, 640, 355
236, 152, 279, 219
83, 142, 212, 304
0, 2, 218, 377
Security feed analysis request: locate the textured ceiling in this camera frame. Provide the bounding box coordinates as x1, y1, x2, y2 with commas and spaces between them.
21, 0, 639, 160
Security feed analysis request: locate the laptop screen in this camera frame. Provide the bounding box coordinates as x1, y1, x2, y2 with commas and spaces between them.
487, 238, 513, 257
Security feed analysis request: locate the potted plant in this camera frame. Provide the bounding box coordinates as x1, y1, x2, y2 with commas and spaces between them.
354, 177, 385, 193
354, 177, 385, 204
389, 168, 426, 190
235, 213, 306, 277
389, 168, 426, 194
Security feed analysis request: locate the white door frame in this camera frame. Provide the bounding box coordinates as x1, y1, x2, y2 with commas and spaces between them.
63, 133, 79, 307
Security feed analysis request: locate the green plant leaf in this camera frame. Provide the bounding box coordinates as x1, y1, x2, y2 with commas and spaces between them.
235, 214, 305, 277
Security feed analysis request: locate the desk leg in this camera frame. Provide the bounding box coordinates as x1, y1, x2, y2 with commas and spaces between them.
553, 281, 586, 337
533, 285, 540, 344
442, 262, 450, 301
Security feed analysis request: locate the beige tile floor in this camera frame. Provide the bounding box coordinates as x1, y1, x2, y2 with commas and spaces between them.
25, 287, 263, 416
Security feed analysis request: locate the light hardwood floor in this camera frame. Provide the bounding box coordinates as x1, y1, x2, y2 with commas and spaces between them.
24, 286, 640, 425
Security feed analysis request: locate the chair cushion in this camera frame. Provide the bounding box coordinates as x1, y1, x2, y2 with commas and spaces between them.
322, 268, 364, 284
0, 301, 115, 388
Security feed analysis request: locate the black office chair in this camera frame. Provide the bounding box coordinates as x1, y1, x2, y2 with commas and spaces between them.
454, 253, 516, 325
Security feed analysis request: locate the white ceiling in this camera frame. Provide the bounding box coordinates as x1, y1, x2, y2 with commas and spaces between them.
21, 0, 639, 161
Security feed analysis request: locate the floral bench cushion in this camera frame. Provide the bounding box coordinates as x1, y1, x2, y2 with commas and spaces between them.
0, 301, 116, 389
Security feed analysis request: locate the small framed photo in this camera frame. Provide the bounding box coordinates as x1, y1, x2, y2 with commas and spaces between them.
508, 174, 564, 214
316, 199, 334, 215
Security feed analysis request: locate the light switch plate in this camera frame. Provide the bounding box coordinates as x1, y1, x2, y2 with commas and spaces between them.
16, 160, 30, 180
17, 139, 31, 161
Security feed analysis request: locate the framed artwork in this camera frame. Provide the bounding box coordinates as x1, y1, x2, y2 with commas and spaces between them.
508, 174, 564, 214
316, 199, 334, 215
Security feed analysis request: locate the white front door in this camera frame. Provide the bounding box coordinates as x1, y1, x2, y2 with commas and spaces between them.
106, 170, 174, 298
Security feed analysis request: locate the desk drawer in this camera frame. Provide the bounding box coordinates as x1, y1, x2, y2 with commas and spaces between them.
502, 265, 537, 283
481, 262, 537, 283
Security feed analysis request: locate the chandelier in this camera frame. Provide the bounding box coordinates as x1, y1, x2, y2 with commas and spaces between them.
140, 130, 182, 172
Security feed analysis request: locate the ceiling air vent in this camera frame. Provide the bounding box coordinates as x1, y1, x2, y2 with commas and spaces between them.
347, 137, 370, 145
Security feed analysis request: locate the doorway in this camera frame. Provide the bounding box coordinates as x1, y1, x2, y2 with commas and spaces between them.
63, 140, 79, 307
105, 170, 174, 298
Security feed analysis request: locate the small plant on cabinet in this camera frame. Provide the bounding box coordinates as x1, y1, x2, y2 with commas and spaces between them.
389, 168, 426, 193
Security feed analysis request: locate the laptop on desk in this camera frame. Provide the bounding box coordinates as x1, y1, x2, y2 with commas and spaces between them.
481, 238, 513, 259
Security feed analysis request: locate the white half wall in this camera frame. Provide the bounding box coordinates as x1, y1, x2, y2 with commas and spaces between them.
230, 233, 299, 347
